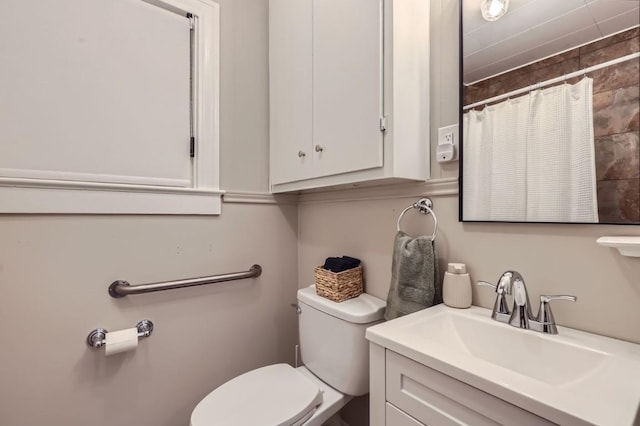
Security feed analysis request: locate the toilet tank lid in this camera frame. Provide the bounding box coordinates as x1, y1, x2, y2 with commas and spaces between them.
297, 285, 386, 324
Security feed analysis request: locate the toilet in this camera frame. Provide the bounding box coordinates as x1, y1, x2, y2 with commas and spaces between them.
190, 285, 386, 426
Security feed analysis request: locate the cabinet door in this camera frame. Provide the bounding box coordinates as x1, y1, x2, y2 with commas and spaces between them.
312, 0, 384, 178
386, 351, 553, 426
269, 0, 313, 184
387, 403, 426, 426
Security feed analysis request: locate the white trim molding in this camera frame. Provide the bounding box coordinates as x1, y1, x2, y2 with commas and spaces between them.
223, 192, 299, 205
0, 178, 223, 214
222, 178, 459, 206
0, 178, 458, 213
298, 177, 459, 204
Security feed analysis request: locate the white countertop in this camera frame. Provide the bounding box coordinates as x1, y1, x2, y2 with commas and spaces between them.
366, 304, 640, 426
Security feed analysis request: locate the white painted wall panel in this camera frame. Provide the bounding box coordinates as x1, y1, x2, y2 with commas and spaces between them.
597, 8, 640, 36
462, 0, 640, 82
0, 0, 192, 186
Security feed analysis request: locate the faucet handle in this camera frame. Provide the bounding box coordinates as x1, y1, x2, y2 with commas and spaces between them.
477, 281, 496, 290
477, 280, 511, 318
477, 279, 511, 295
536, 294, 577, 324
540, 294, 577, 303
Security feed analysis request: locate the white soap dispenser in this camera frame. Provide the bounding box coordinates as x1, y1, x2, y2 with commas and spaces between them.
443, 262, 472, 308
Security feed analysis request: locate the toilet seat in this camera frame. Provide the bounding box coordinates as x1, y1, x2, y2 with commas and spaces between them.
190, 363, 323, 426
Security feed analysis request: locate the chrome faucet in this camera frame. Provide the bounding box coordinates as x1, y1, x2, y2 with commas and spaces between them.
478, 271, 576, 334
477, 271, 519, 323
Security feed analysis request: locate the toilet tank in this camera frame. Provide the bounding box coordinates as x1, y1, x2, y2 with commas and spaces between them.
297, 285, 386, 396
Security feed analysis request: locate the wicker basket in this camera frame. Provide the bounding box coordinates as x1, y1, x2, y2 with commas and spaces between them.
314, 265, 363, 302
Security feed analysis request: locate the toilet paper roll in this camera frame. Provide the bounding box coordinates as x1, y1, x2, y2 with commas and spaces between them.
105, 328, 138, 356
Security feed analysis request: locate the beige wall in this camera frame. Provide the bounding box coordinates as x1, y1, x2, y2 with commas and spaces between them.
218, 0, 271, 193
0, 1, 301, 425
299, 194, 640, 343
299, 0, 640, 344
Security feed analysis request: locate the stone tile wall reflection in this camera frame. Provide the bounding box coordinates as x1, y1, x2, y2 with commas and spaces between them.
465, 28, 640, 223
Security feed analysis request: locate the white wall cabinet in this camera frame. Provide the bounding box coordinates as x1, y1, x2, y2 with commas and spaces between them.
269, 0, 430, 193
370, 345, 555, 426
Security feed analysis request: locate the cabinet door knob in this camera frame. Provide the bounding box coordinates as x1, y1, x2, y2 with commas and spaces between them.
298, 151, 306, 158
315, 145, 324, 153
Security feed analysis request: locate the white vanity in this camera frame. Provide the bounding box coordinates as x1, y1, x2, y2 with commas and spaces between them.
366, 305, 640, 426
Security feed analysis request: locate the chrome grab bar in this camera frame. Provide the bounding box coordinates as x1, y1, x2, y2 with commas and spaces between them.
108, 264, 262, 298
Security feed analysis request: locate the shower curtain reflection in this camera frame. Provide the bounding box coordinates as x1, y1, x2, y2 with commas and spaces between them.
463, 77, 598, 222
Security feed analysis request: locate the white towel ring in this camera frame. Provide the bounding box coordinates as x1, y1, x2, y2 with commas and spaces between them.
396, 198, 438, 241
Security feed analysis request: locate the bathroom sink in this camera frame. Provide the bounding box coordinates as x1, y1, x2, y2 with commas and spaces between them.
412, 308, 607, 386
366, 305, 640, 425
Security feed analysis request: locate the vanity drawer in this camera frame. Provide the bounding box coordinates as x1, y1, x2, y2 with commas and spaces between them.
385, 350, 554, 426
387, 402, 425, 426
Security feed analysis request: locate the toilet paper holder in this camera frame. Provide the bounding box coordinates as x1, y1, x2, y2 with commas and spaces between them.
86, 319, 154, 349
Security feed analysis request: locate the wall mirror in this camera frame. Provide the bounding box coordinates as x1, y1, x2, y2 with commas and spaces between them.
460, 0, 640, 224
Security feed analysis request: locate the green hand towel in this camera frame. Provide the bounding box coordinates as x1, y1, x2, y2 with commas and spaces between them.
385, 231, 441, 321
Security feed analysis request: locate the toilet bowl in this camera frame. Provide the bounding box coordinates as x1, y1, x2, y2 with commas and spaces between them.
190, 364, 350, 426
190, 285, 385, 426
